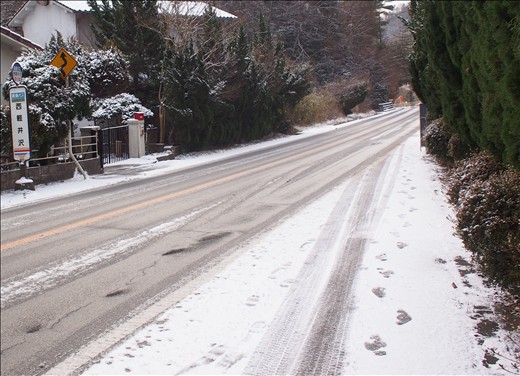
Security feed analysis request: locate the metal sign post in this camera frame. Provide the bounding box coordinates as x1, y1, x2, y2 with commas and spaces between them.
49, 48, 86, 179
9, 86, 31, 162
9, 62, 34, 189
419, 103, 428, 148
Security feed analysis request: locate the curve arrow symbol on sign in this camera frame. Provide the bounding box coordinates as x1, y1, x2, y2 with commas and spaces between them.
50, 48, 77, 81
58, 51, 68, 80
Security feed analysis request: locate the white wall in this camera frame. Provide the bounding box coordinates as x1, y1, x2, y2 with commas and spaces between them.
22, 2, 77, 47
1, 38, 24, 105
76, 13, 96, 48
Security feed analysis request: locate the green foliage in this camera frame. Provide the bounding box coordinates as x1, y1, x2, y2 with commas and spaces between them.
1, 32, 135, 159
446, 153, 520, 297
339, 84, 369, 115
162, 12, 311, 151
216, 0, 410, 114
1, 33, 90, 157
408, 0, 520, 170
87, 0, 164, 110
88, 3, 311, 151
411, 0, 520, 298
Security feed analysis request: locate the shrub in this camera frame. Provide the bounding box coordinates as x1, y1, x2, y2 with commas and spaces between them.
447, 133, 472, 161
286, 88, 342, 126
339, 84, 369, 115
444, 152, 520, 296
445, 152, 504, 207
423, 117, 452, 164
455, 167, 520, 296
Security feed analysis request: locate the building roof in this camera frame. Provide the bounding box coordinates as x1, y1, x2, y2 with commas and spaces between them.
8, 1, 235, 29
7, 1, 105, 29
0, 0, 27, 26
1, 25, 43, 50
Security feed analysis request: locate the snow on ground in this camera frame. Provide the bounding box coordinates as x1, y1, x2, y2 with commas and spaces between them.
79, 131, 516, 375
3, 110, 517, 374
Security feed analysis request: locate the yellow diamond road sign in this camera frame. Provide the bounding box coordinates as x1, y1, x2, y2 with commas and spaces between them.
50, 48, 78, 80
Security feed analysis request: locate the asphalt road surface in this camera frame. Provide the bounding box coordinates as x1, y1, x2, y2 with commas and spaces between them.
1, 107, 418, 375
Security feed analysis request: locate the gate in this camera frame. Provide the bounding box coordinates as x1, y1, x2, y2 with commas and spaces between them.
99, 125, 129, 165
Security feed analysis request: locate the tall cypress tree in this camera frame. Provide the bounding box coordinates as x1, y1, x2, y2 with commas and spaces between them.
408, 0, 520, 170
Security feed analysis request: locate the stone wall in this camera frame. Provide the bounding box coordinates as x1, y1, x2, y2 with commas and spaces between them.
0, 158, 102, 191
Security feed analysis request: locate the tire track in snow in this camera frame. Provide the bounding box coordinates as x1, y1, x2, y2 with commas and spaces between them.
244, 155, 396, 375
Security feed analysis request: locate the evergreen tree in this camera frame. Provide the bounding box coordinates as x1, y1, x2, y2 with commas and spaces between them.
1, 33, 143, 159
408, 0, 520, 169
87, 0, 164, 112
1, 34, 90, 157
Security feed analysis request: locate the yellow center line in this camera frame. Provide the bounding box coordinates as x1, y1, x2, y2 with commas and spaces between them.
1, 161, 278, 251
2, 119, 394, 252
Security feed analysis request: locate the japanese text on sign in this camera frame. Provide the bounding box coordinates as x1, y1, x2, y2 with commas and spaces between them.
9, 86, 30, 161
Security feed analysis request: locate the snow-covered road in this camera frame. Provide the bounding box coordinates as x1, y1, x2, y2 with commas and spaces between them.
2, 110, 517, 375
72, 132, 519, 374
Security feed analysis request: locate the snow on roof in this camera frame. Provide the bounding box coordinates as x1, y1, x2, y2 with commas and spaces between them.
158, 1, 236, 19
57, 0, 235, 18
0, 25, 43, 50
9, 1, 235, 27
56, 1, 93, 12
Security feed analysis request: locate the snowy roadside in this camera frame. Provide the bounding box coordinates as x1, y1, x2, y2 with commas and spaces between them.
3, 109, 517, 374
74, 132, 517, 375
343, 136, 519, 374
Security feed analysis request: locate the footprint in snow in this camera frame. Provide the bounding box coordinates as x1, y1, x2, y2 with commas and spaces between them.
280, 279, 297, 288
396, 309, 412, 325
377, 268, 394, 278
364, 335, 387, 356
268, 267, 283, 279
372, 287, 386, 298
246, 295, 260, 306
300, 240, 314, 251
376, 253, 388, 261
249, 321, 266, 333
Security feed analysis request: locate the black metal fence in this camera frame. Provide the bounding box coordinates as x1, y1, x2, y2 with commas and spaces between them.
99, 125, 129, 165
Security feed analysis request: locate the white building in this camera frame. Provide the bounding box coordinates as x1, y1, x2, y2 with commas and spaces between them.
7, 1, 236, 50
0, 25, 42, 105
7, 1, 98, 49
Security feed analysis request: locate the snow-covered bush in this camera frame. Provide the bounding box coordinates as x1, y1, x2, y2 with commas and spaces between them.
445, 152, 520, 297
457, 168, 520, 296
445, 152, 504, 207
83, 48, 129, 99
0, 106, 10, 160
1, 33, 133, 158
423, 118, 452, 164
91, 93, 153, 126
447, 132, 471, 161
